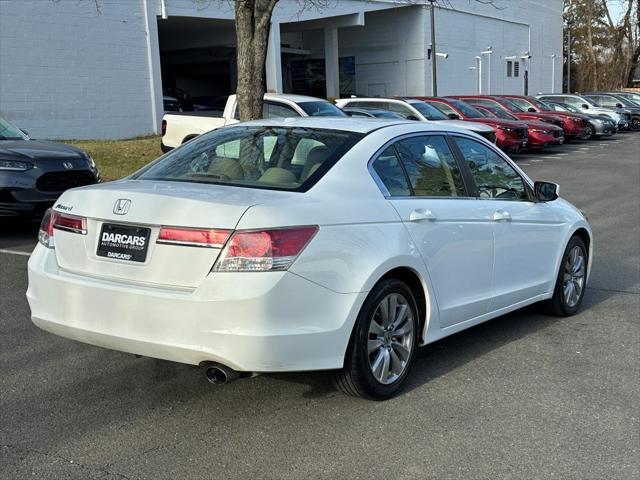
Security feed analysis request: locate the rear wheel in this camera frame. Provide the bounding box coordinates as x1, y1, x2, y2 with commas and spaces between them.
631, 117, 640, 131
544, 236, 588, 316
335, 279, 419, 400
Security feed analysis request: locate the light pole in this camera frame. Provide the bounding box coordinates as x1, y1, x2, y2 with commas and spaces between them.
520, 52, 531, 95
566, 25, 572, 93
481, 47, 493, 94
550, 54, 556, 93
475, 56, 482, 94
428, 0, 438, 96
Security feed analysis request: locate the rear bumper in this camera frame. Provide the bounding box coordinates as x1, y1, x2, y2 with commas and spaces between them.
27, 245, 364, 372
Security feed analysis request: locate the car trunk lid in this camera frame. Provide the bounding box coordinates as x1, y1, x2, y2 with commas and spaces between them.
50, 180, 289, 288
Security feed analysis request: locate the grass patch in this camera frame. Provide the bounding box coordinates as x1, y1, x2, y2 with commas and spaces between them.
62, 136, 163, 181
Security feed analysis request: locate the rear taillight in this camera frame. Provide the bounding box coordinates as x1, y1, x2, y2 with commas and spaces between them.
38, 208, 87, 248
213, 226, 318, 272
158, 227, 231, 248
161, 119, 167, 136
38, 209, 55, 248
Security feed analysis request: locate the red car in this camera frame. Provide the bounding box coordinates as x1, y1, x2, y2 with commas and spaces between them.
471, 104, 565, 151
414, 96, 529, 152
449, 95, 569, 137
498, 95, 587, 140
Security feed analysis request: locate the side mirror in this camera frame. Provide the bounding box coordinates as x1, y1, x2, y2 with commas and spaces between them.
616, 103, 623, 108
406, 115, 420, 121
534, 181, 559, 202
447, 113, 460, 120
527, 107, 536, 112
20, 128, 30, 137
581, 104, 589, 109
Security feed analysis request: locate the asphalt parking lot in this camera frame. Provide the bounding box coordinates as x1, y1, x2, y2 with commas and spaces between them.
1, 134, 638, 480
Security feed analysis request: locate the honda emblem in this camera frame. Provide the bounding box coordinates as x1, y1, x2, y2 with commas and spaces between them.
113, 199, 131, 215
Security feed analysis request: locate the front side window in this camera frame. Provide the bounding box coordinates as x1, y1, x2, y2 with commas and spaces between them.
407, 101, 449, 121
448, 99, 485, 118
453, 137, 527, 201
508, 97, 535, 111
394, 135, 465, 197
133, 126, 363, 191
371, 146, 411, 196
428, 101, 458, 117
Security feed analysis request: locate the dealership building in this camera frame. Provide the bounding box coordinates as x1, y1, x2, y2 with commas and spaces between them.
0, 0, 563, 139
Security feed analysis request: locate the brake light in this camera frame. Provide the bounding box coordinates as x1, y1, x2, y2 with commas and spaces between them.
38, 209, 55, 248
38, 208, 87, 248
213, 226, 318, 272
158, 227, 231, 248
161, 119, 167, 136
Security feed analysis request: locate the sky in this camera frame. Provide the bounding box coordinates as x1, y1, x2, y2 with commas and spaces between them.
606, 0, 627, 23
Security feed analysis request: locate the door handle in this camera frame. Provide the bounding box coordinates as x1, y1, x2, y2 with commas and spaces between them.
409, 209, 437, 222
491, 209, 512, 222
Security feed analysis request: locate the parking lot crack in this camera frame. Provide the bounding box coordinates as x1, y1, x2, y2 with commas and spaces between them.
2, 444, 132, 480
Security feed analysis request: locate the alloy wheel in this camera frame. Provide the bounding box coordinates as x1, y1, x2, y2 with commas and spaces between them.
367, 293, 415, 385
563, 246, 586, 308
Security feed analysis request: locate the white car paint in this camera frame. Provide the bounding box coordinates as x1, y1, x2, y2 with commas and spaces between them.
536, 94, 627, 127
161, 93, 339, 150
335, 97, 497, 139
27, 118, 592, 376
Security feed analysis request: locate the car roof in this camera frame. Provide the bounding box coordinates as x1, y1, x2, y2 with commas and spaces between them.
228, 116, 474, 135
264, 93, 329, 103
339, 97, 407, 104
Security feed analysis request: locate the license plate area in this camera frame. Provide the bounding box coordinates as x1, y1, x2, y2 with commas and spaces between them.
97, 223, 151, 263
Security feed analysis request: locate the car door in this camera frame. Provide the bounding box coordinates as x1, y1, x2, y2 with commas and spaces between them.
370, 134, 494, 328
450, 135, 564, 311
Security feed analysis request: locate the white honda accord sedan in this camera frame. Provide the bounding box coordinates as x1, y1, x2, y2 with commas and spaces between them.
27, 117, 592, 399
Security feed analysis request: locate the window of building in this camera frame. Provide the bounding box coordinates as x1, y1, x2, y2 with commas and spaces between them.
514, 61, 520, 77
507, 61, 513, 77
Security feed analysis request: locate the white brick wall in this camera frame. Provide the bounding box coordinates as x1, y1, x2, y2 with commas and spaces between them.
0, 0, 563, 140
0, 0, 157, 139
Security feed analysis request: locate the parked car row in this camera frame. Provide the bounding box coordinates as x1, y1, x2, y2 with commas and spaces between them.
161, 91, 639, 158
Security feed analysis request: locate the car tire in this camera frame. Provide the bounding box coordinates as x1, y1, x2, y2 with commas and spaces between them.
544, 235, 588, 317
582, 124, 595, 140
334, 278, 419, 400
631, 117, 640, 131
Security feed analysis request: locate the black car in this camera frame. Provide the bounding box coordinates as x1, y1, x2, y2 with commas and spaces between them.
0, 117, 100, 217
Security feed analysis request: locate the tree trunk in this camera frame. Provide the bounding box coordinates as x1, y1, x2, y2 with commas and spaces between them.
586, 0, 598, 90
235, 0, 278, 122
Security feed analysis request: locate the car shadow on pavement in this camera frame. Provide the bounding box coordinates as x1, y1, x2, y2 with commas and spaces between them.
0, 217, 40, 251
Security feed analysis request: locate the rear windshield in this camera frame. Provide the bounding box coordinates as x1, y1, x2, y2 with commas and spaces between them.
298, 101, 347, 117
132, 126, 363, 192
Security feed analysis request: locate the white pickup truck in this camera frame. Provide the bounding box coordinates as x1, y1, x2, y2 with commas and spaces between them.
161, 93, 347, 152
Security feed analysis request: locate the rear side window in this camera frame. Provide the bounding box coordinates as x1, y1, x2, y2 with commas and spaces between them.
371, 147, 411, 196
395, 135, 465, 197
134, 126, 363, 192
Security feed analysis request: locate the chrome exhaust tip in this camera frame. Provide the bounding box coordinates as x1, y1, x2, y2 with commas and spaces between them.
202, 363, 240, 386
